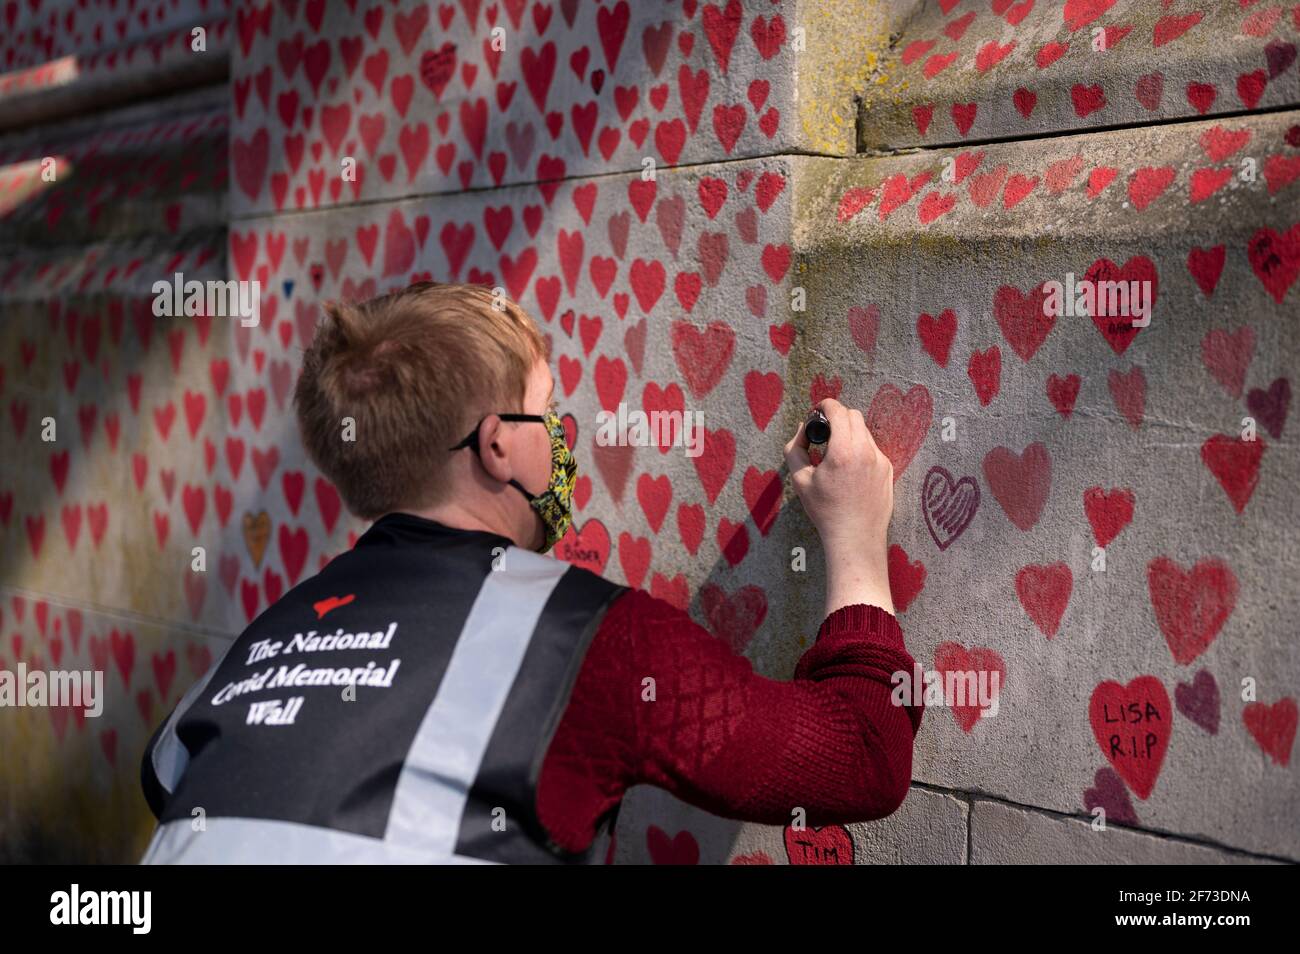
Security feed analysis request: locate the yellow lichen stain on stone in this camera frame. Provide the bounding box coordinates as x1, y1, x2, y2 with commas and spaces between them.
0, 697, 157, 862
796, 0, 898, 154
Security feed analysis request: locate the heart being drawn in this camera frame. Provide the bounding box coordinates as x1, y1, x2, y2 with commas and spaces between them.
866, 383, 933, 481
921, 466, 980, 551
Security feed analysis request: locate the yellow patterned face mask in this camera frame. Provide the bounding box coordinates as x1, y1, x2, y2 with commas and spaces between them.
448, 407, 576, 553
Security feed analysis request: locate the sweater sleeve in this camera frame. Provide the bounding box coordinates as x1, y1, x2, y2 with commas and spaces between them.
535, 587, 925, 852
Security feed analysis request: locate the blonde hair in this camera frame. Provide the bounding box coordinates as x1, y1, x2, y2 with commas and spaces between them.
293, 281, 547, 519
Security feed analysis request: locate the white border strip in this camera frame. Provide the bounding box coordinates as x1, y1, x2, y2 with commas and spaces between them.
385, 546, 568, 856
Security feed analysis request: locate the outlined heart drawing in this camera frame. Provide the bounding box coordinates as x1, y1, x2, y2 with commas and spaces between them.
921, 465, 980, 550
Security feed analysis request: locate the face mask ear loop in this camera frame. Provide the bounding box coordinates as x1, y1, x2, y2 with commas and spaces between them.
507, 477, 537, 502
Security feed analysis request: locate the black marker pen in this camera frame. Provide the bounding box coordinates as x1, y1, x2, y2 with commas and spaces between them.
805, 409, 831, 445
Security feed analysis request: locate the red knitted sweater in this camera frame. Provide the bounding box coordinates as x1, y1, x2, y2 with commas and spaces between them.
535, 587, 925, 857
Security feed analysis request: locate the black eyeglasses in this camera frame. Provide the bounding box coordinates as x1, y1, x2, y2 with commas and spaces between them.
447, 413, 548, 453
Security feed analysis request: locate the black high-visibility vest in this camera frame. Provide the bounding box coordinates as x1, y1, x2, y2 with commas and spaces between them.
140, 512, 627, 864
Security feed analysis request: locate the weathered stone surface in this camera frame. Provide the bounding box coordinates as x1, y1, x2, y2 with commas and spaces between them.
970, 799, 1282, 864
613, 784, 967, 864
856, 0, 1300, 149
219, 153, 798, 636
0, 598, 228, 864
228, 0, 809, 215
0, 4, 232, 863
0, 1, 230, 132
0, 89, 229, 629
792, 108, 1300, 861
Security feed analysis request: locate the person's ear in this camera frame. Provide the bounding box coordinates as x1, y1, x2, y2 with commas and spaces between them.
474, 414, 514, 484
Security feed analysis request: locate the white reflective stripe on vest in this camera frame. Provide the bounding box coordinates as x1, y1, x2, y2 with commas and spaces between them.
150, 636, 237, 796
386, 544, 567, 856
141, 816, 500, 864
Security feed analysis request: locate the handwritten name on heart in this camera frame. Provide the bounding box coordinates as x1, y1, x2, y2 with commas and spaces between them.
1089, 676, 1172, 800
784, 824, 854, 865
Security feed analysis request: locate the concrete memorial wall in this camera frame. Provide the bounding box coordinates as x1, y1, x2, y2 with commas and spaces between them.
0, 0, 1295, 864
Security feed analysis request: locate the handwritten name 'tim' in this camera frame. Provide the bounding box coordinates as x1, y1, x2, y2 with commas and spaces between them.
50, 884, 151, 934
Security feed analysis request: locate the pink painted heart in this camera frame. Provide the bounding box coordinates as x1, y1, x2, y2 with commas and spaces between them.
1082, 767, 1139, 826
1134, 72, 1163, 111
1084, 255, 1158, 354
699, 583, 767, 653
784, 824, 854, 865
670, 320, 734, 398
1247, 224, 1300, 304
1200, 326, 1253, 397
645, 826, 699, 865
1147, 556, 1237, 665
1246, 377, 1290, 439
967, 346, 1001, 405
1200, 434, 1264, 514
1064, 0, 1116, 32
888, 544, 926, 613
556, 519, 611, 576
1243, 698, 1297, 767
1015, 563, 1072, 638
1046, 373, 1080, 417
982, 442, 1051, 531
847, 304, 880, 354
917, 309, 957, 367
1174, 669, 1220, 735
1187, 245, 1226, 297
933, 641, 1005, 732
993, 282, 1054, 361
1107, 366, 1145, 429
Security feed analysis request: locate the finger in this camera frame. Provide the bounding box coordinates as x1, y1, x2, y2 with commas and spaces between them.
787, 414, 810, 452
849, 408, 869, 455
816, 399, 855, 463
790, 468, 813, 498
860, 411, 886, 459
784, 420, 814, 476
